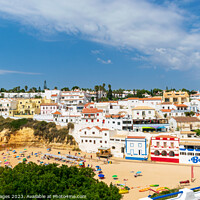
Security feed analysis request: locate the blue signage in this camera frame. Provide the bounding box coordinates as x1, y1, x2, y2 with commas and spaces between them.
189, 156, 200, 164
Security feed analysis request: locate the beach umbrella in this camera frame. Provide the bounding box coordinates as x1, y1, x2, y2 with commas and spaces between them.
34, 153, 37, 155
116, 181, 120, 184
136, 171, 141, 174
96, 165, 100, 168
24, 149, 27, 151
98, 174, 105, 178
20, 152, 23, 153
12, 150, 16, 152
120, 184, 125, 186
4, 162, 9, 165
97, 168, 102, 171
23, 158, 27, 162
79, 163, 83, 165
16, 156, 19, 158
112, 175, 118, 178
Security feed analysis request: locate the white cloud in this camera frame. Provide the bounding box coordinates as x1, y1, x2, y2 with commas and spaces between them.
0, 0, 199, 70
97, 58, 112, 64
0, 69, 41, 75
91, 50, 102, 55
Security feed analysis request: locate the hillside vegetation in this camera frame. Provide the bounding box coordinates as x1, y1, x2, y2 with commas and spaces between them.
0, 117, 75, 144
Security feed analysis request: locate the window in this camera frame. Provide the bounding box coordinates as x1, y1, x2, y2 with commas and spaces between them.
156, 142, 160, 147
110, 139, 114, 141
195, 153, 200, 156
180, 152, 186, 155
105, 133, 107, 136
97, 119, 99, 122
100, 140, 102, 143
188, 152, 194, 156
154, 150, 160, 156
85, 140, 88, 142
86, 119, 88, 122
169, 151, 175, 157
117, 122, 120, 125
91, 119, 94, 122
112, 146, 115, 149
113, 121, 115, 124
94, 140, 96, 144
164, 142, 167, 148
138, 143, 142, 148
105, 141, 107, 144
171, 142, 174, 148
161, 150, 167, 156
89, 140, 92, 143
130, 143, 134, 147
92, 132, 95, 134
81, 140, 83, 143
84, 131, 86, 135
149, 111, 151, 114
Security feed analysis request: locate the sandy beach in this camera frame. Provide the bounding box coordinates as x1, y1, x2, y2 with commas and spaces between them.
0, 146, 199, 200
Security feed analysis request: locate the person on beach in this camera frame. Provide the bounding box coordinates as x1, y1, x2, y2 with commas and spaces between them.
90, 155, 92, 159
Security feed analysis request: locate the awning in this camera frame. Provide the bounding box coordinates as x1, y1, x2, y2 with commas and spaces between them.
142, 127, 155, 129
157, 126, 166, 129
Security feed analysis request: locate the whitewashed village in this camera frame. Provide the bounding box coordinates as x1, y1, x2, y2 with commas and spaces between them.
1, 86, 200, 166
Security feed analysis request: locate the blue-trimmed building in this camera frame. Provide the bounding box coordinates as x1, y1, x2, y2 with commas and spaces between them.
125, 136, 148, 160
179, 139, 200, 165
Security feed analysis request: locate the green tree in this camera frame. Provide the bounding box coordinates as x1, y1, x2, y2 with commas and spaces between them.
94, 85, 99, 102
24, 86, 28, 92
107, 84, 113, 100
61, 87, 70, 91
72, 86, 80, 90
0, 163, 122, 200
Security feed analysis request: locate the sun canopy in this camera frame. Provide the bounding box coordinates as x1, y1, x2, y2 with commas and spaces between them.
157, 126, 166, 129
98, 174, 105, 177
142, 127, 155, 129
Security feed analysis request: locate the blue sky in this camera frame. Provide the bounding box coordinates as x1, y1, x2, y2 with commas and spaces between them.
0, 0, 200, 90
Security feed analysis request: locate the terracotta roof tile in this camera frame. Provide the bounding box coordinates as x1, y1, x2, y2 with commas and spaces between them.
172, 117, 200, 122
82, 108, 103, 113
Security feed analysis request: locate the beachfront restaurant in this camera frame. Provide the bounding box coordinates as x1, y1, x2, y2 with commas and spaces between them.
125, 136, 148, 160
133, 119, 169, 132
179, 139, 200, 165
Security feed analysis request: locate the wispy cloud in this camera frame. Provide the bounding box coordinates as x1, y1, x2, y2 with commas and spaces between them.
0, 69, 41, 75
0, 1, 199, 71
91, 50, 102, 55
97, 58, 112, 64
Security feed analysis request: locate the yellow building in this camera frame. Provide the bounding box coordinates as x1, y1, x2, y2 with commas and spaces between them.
163, 91, 189, 104
9, 98, 51, 118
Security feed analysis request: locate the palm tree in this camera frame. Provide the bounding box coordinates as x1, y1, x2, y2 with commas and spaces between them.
25, 85, 28, 92
94, 85, 99, 102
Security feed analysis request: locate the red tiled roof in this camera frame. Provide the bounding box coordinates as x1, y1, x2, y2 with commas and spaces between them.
141, 97, 162, 101
175, 104, 188, 107
80, 126, 109, 131
161, 109, 172, 112
82, 108, 103, 113
53, 111, 61, 115
172, 117, 200, 122
84, 102, 94, 108
41, 103, 58, 106
51, 94, 58, 97
155, 135, 177, 139
127, 136, 145, 139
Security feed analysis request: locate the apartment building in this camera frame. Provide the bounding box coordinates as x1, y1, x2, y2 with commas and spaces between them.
0, 99, 17, 116
163, 91, 189, 104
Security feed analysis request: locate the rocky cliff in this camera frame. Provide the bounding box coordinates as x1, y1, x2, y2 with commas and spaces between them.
0, 127, 77, 150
